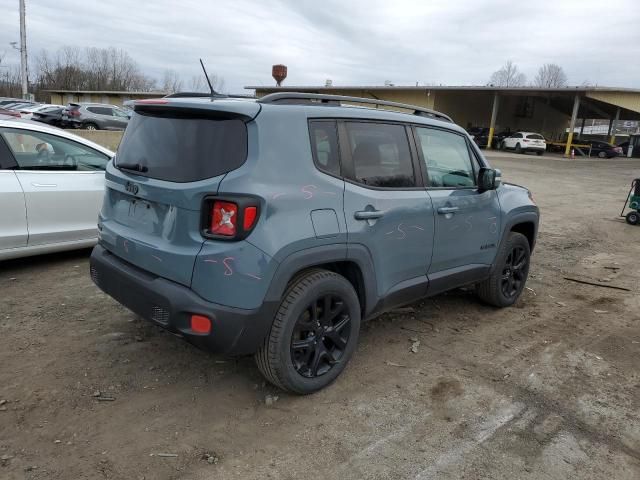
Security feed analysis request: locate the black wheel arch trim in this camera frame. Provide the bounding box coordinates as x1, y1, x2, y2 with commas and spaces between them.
491, 210, 539, 274
263, 243, 378, 318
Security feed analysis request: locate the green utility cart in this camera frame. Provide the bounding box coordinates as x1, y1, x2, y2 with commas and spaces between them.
621, 178, 640, 225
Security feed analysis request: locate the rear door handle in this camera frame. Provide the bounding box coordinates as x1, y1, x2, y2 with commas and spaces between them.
354, 210, 384, 220
437, 206, 459, 214
32, 183, 57, 187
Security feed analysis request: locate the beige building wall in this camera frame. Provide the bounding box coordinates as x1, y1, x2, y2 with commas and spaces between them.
47, 92, 165, 107
494, 96, 568, 140
431, 91, 494, 128
586, 91, 640, 115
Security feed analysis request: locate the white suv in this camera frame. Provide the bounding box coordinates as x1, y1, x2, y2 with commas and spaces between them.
501, 132, 546, 156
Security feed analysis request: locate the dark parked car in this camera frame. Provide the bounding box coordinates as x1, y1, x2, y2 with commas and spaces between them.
31, 107, 65, 127
467, 127, 512, 148
582, 140, 622, 158
617, 141, 640, 158
62, 103, 131, 130
468, 127, 490, 147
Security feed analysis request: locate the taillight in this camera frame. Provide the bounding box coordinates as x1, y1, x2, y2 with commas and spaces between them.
204, 197, 260, 240
210, 201, 238, 236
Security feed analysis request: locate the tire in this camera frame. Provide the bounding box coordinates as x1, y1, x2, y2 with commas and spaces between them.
536, 150, 544, 156
626, 211, 640, 225
255, 269, 361, 394
84, 123, 98, 131
598, 151, 607, 159
477, 232, 531, 307
515, 143, 522, 154
500, 142, 505, 151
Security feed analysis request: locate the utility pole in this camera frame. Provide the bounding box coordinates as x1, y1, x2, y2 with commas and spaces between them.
19, 0, 28, 99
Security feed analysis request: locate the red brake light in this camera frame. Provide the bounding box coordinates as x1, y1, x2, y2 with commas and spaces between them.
243, 206, 258, 230
211, 201, 238, 236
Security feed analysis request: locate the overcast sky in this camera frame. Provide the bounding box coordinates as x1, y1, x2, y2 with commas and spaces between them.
1, 0, 638, 93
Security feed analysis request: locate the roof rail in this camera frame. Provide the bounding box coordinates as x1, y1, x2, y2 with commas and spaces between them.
257, 92, 453, 122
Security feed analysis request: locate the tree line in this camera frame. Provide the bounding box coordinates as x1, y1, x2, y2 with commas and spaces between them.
0, 46, 224, 99
488, 61, 570, 88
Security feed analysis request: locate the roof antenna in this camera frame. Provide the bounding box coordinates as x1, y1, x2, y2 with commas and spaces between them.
199, 58, 217, 99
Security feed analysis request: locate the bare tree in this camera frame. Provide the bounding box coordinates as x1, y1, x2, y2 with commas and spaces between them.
162, 69, 183, 93
534, 63, 567, 88
0, 52, 23, 97
189, 75, 207, 92
190, 73, 225, 93
489, 60, 527, 87
33, 46, 156, 92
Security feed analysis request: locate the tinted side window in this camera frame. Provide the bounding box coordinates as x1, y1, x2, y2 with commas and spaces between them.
345, 122, 415, 188
309, 121, 340, 176
113, 108, 129, 118
87, 107, 112, 116
415, 127, 476, 188
0, 128, 110, 171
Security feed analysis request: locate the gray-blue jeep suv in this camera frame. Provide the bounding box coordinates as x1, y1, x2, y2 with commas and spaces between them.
90, 92, 539, 394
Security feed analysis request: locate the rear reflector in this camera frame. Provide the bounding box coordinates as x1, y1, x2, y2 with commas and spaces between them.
190, 315, 211, 334
243, 206, 258, 230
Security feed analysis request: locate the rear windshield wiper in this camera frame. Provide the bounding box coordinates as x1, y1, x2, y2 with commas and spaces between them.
116, 162, 148, 173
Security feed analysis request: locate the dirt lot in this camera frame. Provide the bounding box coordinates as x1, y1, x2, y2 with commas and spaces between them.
1, 152, 639, 479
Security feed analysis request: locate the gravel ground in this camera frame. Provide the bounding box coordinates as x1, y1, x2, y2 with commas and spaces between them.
1, 152, 639, 479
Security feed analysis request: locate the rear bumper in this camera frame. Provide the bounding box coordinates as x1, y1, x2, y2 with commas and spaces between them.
90, 245, 278, 356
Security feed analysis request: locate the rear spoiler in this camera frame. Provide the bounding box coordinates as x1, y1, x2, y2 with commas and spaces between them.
132, 103, 258, 122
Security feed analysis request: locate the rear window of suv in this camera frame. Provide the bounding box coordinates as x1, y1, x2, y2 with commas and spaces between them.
526, 134, 544, 140
115, 111, 247, 183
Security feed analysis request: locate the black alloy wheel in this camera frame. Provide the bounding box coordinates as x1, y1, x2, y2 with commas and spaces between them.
501, 245, 528, 299
255, 269, 361, 394
290, 294, 352, 378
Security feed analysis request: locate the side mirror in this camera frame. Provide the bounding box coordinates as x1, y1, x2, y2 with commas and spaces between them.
478, 167, 498, 191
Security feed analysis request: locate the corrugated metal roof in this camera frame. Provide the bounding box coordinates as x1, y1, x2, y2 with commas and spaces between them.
246, 85, 640, 94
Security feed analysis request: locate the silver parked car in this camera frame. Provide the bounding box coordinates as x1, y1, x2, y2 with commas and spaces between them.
0, 118, 114, 260
62, 103, 131, 130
